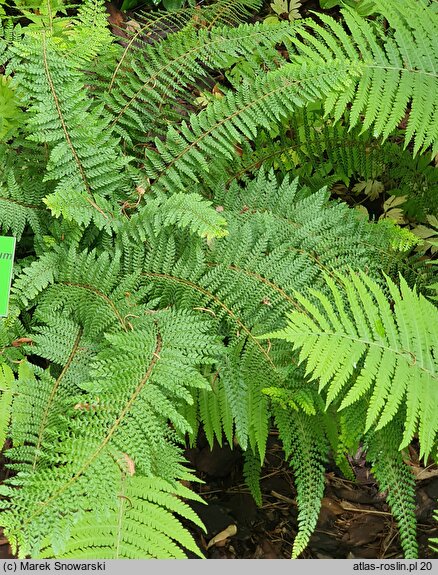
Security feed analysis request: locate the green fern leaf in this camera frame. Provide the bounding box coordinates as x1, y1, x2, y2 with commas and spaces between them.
366, 420, 418, 558
243, 448, 263, 507
274, 406, 328, 558
0, 363, 14, 450
288, 0, 438, 154
266, 270, 438, 459
38, 477, 205, 559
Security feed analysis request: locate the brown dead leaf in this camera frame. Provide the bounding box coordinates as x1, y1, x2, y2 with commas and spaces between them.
321, 497, 344, 516
119, 452, 135, 476
410, 465, 438, 481
125, 19, 141, 34
106, 2, 125, 29
11, 338, 33, 347
206, 524, 237, 549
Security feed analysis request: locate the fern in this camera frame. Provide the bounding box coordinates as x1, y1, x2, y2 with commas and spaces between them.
365, 419, 418, 558
139, 171, 420, 455
266, 270, 438, 459
2, 0, 437, 560
7, 5, 128, 229
243, 448, 263, 507
0, 75, 22, 141
144, 60, 359, 195
202, 108, 438, 219
0, 364, 13, 449
0, 301, 219, 557
38, 477, 206, 559
0, 147, 45, 241
431, 509, 438, 553
287, 0, 438, 154
274, 406, 328, 558
104, 21, 293, 148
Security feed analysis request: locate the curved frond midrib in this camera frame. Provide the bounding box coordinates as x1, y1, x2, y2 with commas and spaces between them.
142, 270, 276, 368
32, 327, 83, 470
109, 26, 291, 129
148, 61, 361, 191
21, 331, 163, 530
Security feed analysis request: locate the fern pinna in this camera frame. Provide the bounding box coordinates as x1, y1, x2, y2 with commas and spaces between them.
0, 0, 437, 560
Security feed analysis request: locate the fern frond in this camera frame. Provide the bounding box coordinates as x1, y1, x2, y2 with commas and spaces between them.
104, 21, 292, 148
0, 162, 44, 241
0, 363, 14, 450
288, 0, 438, 154
266, 270, 438, 459
0, 307, 219, 557
9, 31, 128, 229
243, 447, 263, 507
365, 419, 418, 558
145, 60, 359, 195
431, 507, 438, 553
202, 109, 389, 189
0, 74, 22, 141
123, 193, 228, 242
274, 406, 328, 558
38, 477, 205, 559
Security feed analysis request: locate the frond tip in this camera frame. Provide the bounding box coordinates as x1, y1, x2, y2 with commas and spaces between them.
265, 270, 438, 459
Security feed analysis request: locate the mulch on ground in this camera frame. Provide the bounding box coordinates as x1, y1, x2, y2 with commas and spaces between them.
184, 432, 438, 559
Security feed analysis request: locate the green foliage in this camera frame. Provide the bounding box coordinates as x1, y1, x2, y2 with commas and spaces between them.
275, 407, 328, 558
0, 0, 437, 560
39, 477, 206, 559
365, 420, 418, 558
266, 0, 302, 23
103, 19, 293, 148
287, 0, 438, 156
0, 364, 13, 449
266, 271, 438, 459
0, 76, 22, 141
319, 0, 376, 16
431, 509, 438, 553
121, 0, 186, 11
265, 271, 438, 555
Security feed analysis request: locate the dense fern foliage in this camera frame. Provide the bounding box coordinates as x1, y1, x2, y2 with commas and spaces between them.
0, 0, 437, 560
266, 271, 438, 459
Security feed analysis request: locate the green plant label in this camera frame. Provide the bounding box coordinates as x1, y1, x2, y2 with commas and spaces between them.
0, 236, 15, 317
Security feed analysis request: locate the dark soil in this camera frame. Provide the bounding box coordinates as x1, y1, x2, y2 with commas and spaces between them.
183, 433, 438, 560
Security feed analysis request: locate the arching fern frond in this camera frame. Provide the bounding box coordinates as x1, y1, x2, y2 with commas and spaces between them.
9, 31, 128, 229
104, 21, 293, 148
104, 0, 263, 97
288, 0, 438, 154
123, 193, 228, 243
0, 151, 45, 241
201, 108, 437, 212
274, 406, 328, 558
145, 61, 359, 196
365, 419, 418, 558
266, 270, 438, 459
0, 306, 219, 558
